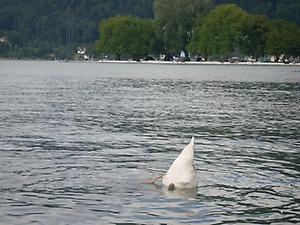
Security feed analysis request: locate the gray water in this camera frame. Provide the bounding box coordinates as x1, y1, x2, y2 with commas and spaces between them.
0, 60, 299, 225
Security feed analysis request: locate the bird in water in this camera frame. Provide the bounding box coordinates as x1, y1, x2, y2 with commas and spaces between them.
145, 136, 198, 190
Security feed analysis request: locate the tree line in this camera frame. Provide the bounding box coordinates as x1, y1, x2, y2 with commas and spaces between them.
97, 1, 300, 62
0, 0, 299, 60
0, 0, 154, 59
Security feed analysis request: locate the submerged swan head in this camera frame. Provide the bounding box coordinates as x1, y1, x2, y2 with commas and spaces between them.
162, 136, 198, 189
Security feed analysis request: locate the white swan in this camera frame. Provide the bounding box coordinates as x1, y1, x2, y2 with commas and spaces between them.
145, 136, 198, 190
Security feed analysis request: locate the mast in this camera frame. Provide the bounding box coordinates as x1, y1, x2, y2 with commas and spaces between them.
66, 6, 71, 60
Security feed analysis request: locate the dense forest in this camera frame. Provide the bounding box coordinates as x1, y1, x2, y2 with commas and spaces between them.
215, 0, 300, 24
97, 2, 300, 62
0, 0, 154, 58
0, 0, 299, 59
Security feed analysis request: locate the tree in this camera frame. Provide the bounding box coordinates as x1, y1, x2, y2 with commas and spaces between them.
241, 15, 269, 60
188, 4, 248, 60
153, 0, 213, 54
266, 19, 300, 61
212, 0, 300, 25
96, 15, 157, 60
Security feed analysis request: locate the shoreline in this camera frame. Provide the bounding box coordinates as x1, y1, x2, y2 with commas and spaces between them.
97, 59, 300, 66
1, 58, 300, 66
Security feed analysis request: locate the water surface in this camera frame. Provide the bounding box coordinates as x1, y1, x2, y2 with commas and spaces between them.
0, 60, 299, 224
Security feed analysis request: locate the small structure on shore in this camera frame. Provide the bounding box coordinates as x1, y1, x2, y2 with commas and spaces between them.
76, 47, 89, 60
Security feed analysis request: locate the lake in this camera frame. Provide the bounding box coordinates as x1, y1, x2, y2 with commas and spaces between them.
0, 60, 299, 225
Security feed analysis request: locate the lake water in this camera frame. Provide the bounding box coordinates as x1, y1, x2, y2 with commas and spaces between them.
0, 60, 299, 225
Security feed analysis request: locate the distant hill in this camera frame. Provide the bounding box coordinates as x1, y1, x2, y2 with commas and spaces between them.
214, 0, 300, 24
0, 0, 299, 59
0, 0, 153, 58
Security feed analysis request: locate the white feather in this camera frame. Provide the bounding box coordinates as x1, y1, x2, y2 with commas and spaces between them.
162, 136, 198, 189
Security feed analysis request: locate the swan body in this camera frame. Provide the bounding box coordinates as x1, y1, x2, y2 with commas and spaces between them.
162, 136, 198, 189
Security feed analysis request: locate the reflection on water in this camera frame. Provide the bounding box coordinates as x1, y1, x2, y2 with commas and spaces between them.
0, 60, 299, 224
162, 187, 198, 199
143, 182, 198, 199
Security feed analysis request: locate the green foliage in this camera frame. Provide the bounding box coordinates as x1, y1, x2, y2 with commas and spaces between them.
213, 0, 300, 25
0, 0, 153, 59
241, 15, 269, 59
96, 16, 157, 60
0, 0, 299, 59
189, 3, 300, 60
266, 20, 300, 58
188, 4, 248, 59
153, 0, 213, 54
0, 42, 10, 57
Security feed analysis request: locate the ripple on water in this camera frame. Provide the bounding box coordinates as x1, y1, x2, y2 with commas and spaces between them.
0, 61, 299, 224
